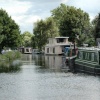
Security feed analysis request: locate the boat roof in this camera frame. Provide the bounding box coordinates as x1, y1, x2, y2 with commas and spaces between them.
78, 47, 100, 51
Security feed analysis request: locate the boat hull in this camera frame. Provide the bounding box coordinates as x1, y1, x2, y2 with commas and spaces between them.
68, 59, 100, 75
75, 63, 100, 75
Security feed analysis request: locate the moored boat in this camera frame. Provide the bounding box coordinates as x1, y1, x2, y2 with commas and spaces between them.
68, 47, 100, 75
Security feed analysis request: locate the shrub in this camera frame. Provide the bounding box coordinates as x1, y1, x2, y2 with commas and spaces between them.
3, 51, 21, 61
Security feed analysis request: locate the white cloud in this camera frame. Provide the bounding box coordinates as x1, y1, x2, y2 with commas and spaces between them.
61, 0, 69, 3
0, 0, 32, 15
13, 15, 41, 25
0, 0, 36, 33
25, 15, 41, 24
0, 0, 100, 33
67, 0, 100, 20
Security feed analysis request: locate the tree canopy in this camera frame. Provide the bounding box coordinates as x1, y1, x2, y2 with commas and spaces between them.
0, 9, 22, 50
33, 17, 59, 50
51, 4, 90, 43
94, 13, 100, 40
21, 31, 33, 47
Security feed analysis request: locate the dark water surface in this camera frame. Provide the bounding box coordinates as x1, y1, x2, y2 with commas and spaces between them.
0, 54, 100, 100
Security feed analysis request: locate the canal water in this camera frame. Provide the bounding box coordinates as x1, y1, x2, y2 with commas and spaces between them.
0, 54, 100, 100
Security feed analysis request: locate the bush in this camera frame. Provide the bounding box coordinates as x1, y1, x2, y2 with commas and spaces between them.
2, 51, 21, 61
0, 51, 22, 72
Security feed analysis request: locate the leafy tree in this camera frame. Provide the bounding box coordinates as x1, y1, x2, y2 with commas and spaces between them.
33, 20, 46, 50
0, 9, 22, 51
33, 18, 59, 50
51, 3, 67, 27
0, 35, 4, 44
21, 31, 33, 47
94, 13, 100, 40
31, 35, 37, 48
51, 4, 90, 43
45, 17, 59, 37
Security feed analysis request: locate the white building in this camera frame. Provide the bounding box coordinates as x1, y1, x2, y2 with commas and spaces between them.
45, 37, 73, 55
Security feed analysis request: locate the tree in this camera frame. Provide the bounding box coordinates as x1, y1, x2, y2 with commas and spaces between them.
0, 9, 22, 51
51, 4, 90, 43
21, 31, 33, 47
33, 18, 59, 50
0, 35, 4, 44
94, 13, 100, 40
51, 3, 67, 27
33, 20, 47, 50
45, 17, 59, 37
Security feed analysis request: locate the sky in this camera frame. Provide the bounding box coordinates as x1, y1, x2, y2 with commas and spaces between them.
0, 0, 100, 33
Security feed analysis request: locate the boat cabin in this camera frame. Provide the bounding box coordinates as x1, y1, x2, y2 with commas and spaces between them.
19, 47, 32, 54
45, 37, 73, 55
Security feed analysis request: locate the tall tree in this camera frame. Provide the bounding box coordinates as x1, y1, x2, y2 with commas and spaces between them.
33, 18, 59, 50
51, 4, 90, 43
94, 13, 100, 40
21, 31, 33, 47
0, 9, 22, 51
33, 20, 47, 50
45, 17, 59, 37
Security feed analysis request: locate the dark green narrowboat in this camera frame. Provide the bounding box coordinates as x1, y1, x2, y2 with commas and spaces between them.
68, 47, 100, 75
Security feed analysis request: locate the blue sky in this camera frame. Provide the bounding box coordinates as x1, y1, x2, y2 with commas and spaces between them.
0, 0, 100, 33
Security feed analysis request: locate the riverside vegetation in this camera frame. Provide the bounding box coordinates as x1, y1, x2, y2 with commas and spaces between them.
0, 51, 22, 73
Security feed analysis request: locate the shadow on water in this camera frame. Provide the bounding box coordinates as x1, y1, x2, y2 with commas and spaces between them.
32, 54, 68, 73
0, 60, 22, 73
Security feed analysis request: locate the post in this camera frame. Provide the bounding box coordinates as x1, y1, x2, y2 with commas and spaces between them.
73, 40, 76, 55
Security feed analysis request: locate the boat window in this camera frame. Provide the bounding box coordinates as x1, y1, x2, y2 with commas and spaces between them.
79, 51, 83, 59
57, 38, 64, 43
91, 53, 94, 61
26, 49, 29, 52
47, 48, 49, 53
53, 48, 55, 53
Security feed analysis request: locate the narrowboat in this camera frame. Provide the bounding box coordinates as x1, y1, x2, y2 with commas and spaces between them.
68, 47, 100, 75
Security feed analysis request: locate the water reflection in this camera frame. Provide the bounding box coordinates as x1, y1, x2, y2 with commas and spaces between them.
32, 54, 67, 72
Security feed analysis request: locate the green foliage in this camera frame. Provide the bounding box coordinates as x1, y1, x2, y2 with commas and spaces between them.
21, 31, 33, 47
0, 50, 21, 72
45, 17, 59, 37
51, 3, 90, 43
0, 9, 22, 51
33, 18, 59, 50
51, 3, 68, 27
32, 3, 95, 47
94, 13, 100, 40
0, 51, 21, 61
0, 34, 4, 44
